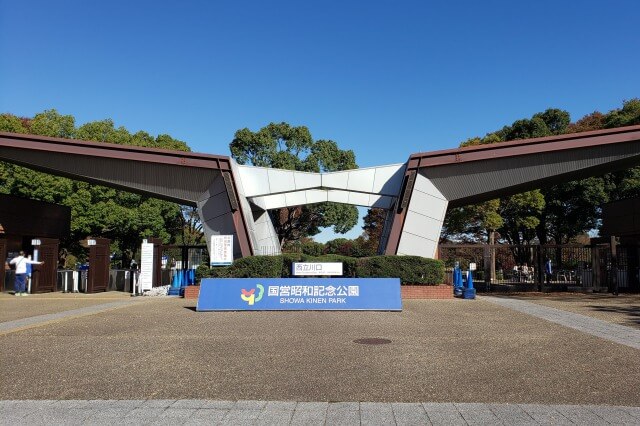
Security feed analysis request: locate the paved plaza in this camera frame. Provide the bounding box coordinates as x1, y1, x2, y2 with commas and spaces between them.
2, 399, 640, 425
0, 291, 639, 424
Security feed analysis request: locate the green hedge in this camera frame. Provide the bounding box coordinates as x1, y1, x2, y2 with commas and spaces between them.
197, 254, 444, 285
355, 255, 444, 284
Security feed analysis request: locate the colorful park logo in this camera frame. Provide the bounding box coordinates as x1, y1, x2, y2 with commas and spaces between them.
240, 284, 264, 305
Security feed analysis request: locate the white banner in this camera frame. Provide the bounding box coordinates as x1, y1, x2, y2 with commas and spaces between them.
292, 262, 343, 276
210, 235, 233, 266
139, 241, 154, 291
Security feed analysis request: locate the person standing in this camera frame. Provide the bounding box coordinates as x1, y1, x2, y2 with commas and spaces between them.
9, 251, 43, 296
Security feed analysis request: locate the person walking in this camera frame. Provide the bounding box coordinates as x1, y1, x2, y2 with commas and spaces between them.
545, 258, 553, 284
9, 251, 43, 296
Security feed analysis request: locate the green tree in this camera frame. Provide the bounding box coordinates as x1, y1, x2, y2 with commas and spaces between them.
230, 122, 359, 247
442, 199, 503, 242
539, 178, 606, 244
0, 114, 29, 133
361, 208, 387, 255
604, 98, 640, 128
498, 191, 545, 245
175, 206, 206, 246
29, 109, 75, 138
566, 111, 605, 133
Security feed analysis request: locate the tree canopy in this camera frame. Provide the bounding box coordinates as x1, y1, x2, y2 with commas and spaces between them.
230, 122, 359, 247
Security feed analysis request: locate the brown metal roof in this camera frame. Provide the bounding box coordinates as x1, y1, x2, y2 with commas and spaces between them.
0, 132, 236, 204
383, 125, 640, 255
0, 131, 254, 257
0, 132, 232, 170
407, 124, 640, 168
403, 124, 640, 206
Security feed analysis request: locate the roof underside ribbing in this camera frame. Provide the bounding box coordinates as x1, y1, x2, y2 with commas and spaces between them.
407, 125, 640, 207
0, 132, 233, 205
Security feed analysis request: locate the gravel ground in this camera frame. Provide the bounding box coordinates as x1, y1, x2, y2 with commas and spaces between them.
1, 295, 639, 405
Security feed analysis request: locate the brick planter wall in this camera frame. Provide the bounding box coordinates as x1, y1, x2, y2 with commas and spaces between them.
401, 285, 453, 299
184, 285, 200, 299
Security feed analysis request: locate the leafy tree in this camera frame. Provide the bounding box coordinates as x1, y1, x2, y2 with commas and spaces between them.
175, 206, 206, 246
0, 114, 29, 133
539, 178, 606, 244
566, 111, 605, 133
300, 240, 325, 256
361, 208, 387, 254
441, 199, 503, 242
29, 109, 75, 138
230, 122, 359, 247
324, 237, 370, 257
604, 98, 640, 128
498, 190, 545, 258
532, 108, 571, 135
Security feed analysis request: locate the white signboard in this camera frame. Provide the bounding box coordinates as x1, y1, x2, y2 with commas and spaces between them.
139, 241, 154, 291
292, 262, 343, 276
210, 235, 233, 266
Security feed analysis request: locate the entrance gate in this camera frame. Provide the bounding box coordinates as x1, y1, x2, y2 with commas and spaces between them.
31, 238, 59, 293
86, 237, 110, 293
438, 243, 636, 293
0, 238, 6, 291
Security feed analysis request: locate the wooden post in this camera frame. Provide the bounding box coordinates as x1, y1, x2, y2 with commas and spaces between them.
87, 237, 110, 293
31, 238, 59, 293
0, 237, 7, 292
537, 246, 544, 292
483, 243, 491, 292
610, 236, 618, 295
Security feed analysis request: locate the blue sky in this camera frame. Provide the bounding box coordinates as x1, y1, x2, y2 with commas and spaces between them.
1, 0, 639, 241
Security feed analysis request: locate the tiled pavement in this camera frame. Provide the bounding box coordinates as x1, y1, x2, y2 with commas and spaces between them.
482, 296, 640, 350
0, 299, 142, 334
2, 400, 640, 425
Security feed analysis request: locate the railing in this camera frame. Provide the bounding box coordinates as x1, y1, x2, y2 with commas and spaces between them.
438, 243, 639, 293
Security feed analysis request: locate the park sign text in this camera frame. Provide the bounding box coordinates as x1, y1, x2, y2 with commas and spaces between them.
292, 262, 343, 276
196, 278, 402, 311
210, 235, 233, 266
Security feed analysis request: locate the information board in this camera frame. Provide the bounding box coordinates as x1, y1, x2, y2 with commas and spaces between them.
139, 241, 154, 291
292, 262, 343, 276
196, 278, 402, 311
210, 235, 233, 266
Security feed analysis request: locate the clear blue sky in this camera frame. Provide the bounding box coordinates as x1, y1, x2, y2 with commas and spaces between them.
1, 0, 639, 241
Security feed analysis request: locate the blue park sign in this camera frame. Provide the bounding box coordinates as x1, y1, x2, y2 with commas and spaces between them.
196, 278, 402, 311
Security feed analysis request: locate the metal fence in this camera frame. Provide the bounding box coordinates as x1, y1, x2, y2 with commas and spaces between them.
161, 245, 206, 288
438, 243, 639, 293
54, 269, 142, 293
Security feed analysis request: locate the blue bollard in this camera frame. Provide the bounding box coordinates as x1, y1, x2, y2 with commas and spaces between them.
453, 265, 464, 297
463, 270, 476, 299
168, 269, 182, 296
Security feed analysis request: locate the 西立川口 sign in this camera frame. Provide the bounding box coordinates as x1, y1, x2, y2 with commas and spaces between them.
291, 262, 343, 276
